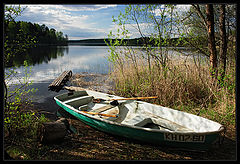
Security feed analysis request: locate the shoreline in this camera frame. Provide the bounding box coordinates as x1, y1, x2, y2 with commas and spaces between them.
33, 72, 115, 118
6, 72, 115, 120
5, 72, 236, 160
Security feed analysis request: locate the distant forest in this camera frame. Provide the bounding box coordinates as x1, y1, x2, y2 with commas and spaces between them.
68, 37, 188, 47
4, 20, 68, 46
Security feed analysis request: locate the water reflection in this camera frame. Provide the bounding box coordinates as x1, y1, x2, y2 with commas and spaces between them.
5, 46, 203, 84
7, 46, 69, 67
5, 46, 111, 84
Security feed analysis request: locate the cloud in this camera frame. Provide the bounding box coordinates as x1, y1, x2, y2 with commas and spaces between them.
151, 4, 191, 17
7, 4, 192, 40
20, 4, 117, 12
175, 5, 191, 13
59, 4, 117, 11
108, 4, 192, 39
12, 4, 118, 40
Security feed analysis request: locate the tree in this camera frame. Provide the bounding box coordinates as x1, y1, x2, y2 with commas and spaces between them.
219, 4, 227, 82
4, 5, 38, 135
107, 5, 176, 74
180, 4, 236, 83
206, 4, 218, 79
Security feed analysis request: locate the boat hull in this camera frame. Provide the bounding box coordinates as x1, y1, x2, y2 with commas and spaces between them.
54, 91, 224, 151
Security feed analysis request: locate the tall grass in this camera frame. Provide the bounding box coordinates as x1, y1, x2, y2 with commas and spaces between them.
109, 49, 235, 138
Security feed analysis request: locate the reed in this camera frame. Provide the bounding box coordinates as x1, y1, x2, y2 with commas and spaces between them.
109, 53, 235, 136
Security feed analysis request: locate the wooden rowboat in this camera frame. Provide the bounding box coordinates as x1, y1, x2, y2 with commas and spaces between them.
54, 89, 225, 151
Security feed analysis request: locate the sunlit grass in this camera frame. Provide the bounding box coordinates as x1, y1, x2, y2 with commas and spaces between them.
109, 53, 235, 139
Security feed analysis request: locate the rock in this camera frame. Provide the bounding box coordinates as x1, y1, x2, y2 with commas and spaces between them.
37, 118, 69, 144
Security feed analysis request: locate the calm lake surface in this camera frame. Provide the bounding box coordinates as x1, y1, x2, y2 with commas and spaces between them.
6, 45, 112, 112
5, 45, 201, 112
7, 45, 111, 83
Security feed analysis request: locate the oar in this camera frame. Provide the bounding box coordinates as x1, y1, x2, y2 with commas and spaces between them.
93, 96, 158, 105
111, 96, 158, 101
81, 111, 118, 118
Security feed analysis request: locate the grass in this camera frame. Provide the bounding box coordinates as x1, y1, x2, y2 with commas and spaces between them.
4, 103, 51, 160
109, 52, 235, 139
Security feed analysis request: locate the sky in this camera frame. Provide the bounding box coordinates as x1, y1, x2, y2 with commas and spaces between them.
8, 4, 191, 40
11, 4, 127, 40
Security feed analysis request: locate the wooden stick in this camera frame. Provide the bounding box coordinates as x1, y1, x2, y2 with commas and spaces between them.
93, 96, 158, 104
81, 111, 118, 117
110, 96, 158, 101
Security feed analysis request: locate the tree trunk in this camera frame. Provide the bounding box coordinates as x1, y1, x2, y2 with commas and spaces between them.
206, 4, 218, 79
219, 4, 227, 83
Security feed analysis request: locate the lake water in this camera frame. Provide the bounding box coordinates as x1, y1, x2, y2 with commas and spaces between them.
5, 45, 201, 84
6, 45, 111, 84
5, 45, 202, 113
5, 45, 112, 112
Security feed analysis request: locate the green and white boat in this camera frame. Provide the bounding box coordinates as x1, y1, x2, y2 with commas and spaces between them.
54, 89, 225, 151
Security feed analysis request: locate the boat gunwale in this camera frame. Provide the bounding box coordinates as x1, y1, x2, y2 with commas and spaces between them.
53, 95, 225, 135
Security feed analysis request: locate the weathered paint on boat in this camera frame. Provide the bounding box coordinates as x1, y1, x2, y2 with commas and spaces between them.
54, 90, 225, 151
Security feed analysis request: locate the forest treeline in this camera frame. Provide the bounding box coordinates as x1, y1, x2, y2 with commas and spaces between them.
4, 20, 68, 67
68, 37, 188, 47
4, 20, 68, 46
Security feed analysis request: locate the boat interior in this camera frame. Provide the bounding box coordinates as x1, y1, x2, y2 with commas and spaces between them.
55, 90, 222, 133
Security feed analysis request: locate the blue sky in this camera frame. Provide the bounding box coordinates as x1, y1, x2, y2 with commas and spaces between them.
12, 4, 127, 40
8, 4, 191, 40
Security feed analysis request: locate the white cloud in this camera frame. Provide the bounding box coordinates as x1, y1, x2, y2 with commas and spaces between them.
152, 4, 191, 17
19, 4, 117, 12
108, 4, 192, 39
108, 22, 153, 39
59, 4, 117, 11
175, 5, 191, 12
10, 4, 118, 40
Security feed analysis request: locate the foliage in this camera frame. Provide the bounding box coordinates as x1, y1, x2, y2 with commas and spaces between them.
105, 5, 180, 78
4, 6, 68, 68
106, 4, 236, 131
4, 20, 68, 46
4, 5, 49, 140
4, 60, 42, 136
4, 5, 68, 67
176, 4, 236, 60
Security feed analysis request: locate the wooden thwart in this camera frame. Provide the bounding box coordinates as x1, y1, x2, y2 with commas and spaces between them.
81, 111, 118, 117
49, 70, 72, 92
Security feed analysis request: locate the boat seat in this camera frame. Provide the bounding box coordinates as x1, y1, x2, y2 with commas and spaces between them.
64, 95, 92, 103
90, 104, 115, 113
144, 111, 195, 132
65, 96, 93, 108
131, 117, 170, 131
122, 115, 147, 126
109, 104, 130, 123
123, 114, 194, 132
134, 117, 153, 127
